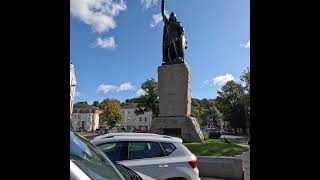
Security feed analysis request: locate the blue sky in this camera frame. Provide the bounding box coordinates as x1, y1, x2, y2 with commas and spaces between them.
70, 0, 250, 104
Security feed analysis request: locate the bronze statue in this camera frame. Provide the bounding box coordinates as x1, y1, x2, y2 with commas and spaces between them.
161, 0, 187, 65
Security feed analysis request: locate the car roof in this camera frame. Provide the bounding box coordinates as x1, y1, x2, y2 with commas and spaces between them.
93, 132, 165, 141
91, 133, 183, 144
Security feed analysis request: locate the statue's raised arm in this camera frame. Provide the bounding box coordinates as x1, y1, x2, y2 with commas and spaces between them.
162, 0, 168, 24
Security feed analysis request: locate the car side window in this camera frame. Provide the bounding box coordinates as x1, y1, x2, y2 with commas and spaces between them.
97, 141, 129, 162
160, 142, 176, 156
128, 141, 165, 160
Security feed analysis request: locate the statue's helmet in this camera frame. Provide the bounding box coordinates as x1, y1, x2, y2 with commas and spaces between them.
169, 12, 177, 22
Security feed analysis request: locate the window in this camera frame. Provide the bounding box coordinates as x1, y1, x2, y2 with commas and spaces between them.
97, 142, 129, 162
139, 117, 142, 122
145, 117, 147, 122
128, 141, 165, 160
160, 142, 176, 156
70, 131, 124, 180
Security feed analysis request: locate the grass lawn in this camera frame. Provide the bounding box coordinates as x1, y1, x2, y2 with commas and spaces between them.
184, 139, 248, 157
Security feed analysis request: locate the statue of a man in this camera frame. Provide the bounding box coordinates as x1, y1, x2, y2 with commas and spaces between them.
162, 0, 187, 64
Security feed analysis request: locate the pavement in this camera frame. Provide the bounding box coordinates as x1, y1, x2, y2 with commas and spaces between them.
201, 178, 225, 180
222, 135, 250, 149
237, 143, 250, 149
221, 135, 248, 141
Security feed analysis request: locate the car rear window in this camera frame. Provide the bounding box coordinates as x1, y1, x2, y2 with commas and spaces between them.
160, 142, 176, 156
128, 141, 165, 160
97, 141, 129, 162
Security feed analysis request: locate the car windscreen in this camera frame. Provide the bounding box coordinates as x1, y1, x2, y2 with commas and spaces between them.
70, 131, 126, 180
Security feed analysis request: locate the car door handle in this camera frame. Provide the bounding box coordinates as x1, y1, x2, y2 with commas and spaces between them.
158, 164, 168, 168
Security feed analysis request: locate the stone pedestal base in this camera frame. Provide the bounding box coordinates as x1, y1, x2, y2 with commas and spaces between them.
149, 116, 204, 143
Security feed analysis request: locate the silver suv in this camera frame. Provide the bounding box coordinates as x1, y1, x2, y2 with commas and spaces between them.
91, 133, 200, 180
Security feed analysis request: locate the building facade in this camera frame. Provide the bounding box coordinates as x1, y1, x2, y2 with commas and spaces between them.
207, 116, 224, 129
71, 105, 103, 132
70, 63, 77, 113
122, 104, 153, 132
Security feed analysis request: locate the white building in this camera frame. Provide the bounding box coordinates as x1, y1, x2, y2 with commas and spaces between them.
122, 103, 153, 132
70, 63, 77, 113
71, 105, 103, 132
207, 117, 224, 129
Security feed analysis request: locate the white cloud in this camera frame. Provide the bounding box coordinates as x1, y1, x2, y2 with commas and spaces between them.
240, 41, 250, 48
203, 73, 235, 87
70, 0, 127, 33
75, 91, 81, 97
213, 73, 235, 86
202, 80, 209, 85
97, 82, 134, 94
141, 0, 159, 10
117, 82, 134, 92
150, 10, 168, 27
136, 88, 147, 97
97, 84, 118, 93
95, 37, 117, 49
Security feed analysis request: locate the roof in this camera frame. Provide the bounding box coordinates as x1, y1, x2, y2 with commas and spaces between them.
72, 105, 103, 114
91, 132, 183, 144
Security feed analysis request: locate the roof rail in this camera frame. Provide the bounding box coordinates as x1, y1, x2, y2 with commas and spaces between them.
162, 135, 173, 138
102, 136, 114, 139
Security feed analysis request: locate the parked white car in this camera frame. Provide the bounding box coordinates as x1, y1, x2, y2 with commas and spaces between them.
91, 133, 200, 180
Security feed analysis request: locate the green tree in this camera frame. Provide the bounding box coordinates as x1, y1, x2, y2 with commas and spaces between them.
100, 99, 124, 129
240, 68, 250, 133
241, 67, 250, 93
73, 101, 89, 108
240, 68, 250, 110
135, 78, 159, 118
121, 98, 139, 107
215, 81, 247, 133
191, 98, 220, 127
93, 101, 100, 108
125, 98, 139, 104
191, 98, 201, 118
206, 105, 222, 122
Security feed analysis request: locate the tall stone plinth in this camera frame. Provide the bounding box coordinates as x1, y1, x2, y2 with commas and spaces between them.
149, 63, 204, 143
158, 63, 191, 117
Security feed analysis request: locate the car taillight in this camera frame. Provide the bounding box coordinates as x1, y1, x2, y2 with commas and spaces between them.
188, 160, 198, 169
